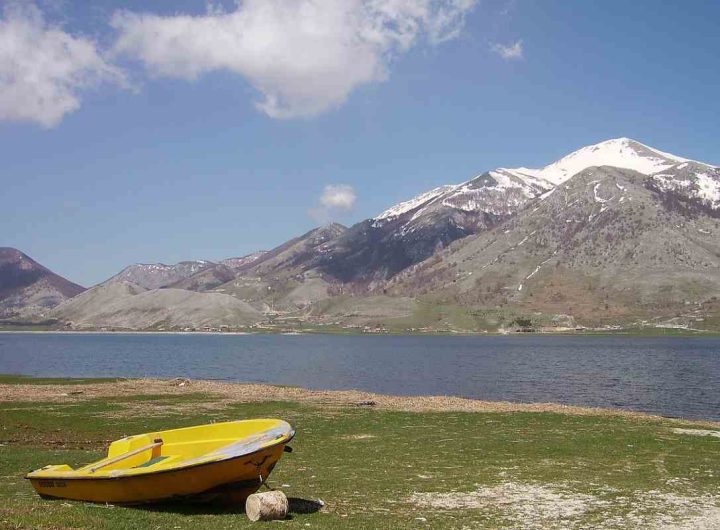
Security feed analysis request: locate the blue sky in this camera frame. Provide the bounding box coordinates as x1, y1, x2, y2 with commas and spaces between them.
1, 0, 719, 286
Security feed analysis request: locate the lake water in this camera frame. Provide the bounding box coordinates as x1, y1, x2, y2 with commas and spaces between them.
0, 332, 718, 421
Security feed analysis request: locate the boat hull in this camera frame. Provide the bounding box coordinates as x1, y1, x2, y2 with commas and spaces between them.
29, 443, 285, 504
28, 419, 295, 505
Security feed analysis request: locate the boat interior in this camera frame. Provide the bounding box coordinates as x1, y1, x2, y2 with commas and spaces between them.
32, 420, 291, 477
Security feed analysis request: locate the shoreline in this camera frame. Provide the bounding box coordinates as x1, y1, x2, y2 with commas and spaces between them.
2, 376, 719, 428
1, 328, 718, 337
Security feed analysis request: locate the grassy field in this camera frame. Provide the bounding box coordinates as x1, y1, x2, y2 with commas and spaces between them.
0, 378, 719, 529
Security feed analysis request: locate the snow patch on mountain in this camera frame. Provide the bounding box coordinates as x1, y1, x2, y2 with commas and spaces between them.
440, 170, 552, 215
221, 251, 268, 271
696, 172, 720, 205
649, 164, 720, 210
374, 169, 555, 224
374, 185, 456, 222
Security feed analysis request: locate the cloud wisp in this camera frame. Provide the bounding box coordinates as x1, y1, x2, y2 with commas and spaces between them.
111, 0, 478, 119
491, 39, 523, 60
0, 2, 124, 128
310, 184, 357, 223
321, 184, 357, 210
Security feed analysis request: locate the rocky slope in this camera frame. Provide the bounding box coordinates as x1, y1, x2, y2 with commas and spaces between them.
0, 248, 85, 319
309, 169, 555, 284
168, 264, 237, 292
245, 223, 347, 276
210, 224, 348, 310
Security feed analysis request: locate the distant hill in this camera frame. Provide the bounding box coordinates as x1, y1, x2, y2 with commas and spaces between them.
52, 281, 262, 330
102, 260, 216, 290
0, 248, 85, 319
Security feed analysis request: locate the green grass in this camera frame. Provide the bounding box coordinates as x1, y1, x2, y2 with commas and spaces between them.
1, 392, 719, 529
0, 374, 122, 385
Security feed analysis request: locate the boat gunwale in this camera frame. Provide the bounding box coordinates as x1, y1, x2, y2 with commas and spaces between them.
25, 429, 295, 482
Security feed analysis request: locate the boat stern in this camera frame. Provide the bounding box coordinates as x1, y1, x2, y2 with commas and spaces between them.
26, 465, 77, 499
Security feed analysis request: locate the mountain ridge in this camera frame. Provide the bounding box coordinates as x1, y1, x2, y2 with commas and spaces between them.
6, 137, 720, 332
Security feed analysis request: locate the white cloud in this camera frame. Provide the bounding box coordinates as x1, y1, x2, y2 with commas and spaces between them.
491, 39, 523, 60
0, 2, 124, 128
310, 184, 357, 223
320, 184, 357, 210
111, 0, 478, 119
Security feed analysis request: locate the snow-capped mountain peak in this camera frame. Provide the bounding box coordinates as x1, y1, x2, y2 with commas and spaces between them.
359, 137, 718, 283
524, 137, 697, 185
373, 138, 716, 223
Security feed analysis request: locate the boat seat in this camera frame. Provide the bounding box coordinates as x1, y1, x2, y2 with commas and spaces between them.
133, 454, 183, 469
134, 456, 169, 468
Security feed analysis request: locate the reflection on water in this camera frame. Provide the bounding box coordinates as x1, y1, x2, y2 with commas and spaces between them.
0, 333, 718, 421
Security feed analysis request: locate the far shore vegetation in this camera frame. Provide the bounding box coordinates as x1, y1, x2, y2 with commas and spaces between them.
1, 320, 718, 337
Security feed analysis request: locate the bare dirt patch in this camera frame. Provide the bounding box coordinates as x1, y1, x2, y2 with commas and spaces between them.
408, 482, 720, 530
409, 482, 597, 528
672, 428, 720, 438
602, 491, 720, 530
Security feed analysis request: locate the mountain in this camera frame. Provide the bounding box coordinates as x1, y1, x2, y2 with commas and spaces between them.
211, 224, 348, 310
168, 264, 237, 292
135, 252, 269, 293
387, 162, 720, 328
309, 169, 555, 284
246, 223, 347, 276
220, 252, 268, 272
17, 137, 720, 331
0, 248, 85, 319
104, 260, 216, 290
280, 138, 714, 287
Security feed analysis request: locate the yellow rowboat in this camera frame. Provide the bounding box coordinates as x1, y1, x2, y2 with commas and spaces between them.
26, 419, 294, 504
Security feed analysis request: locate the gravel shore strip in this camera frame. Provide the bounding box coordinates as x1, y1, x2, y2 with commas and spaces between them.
1, 378, 718, 427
